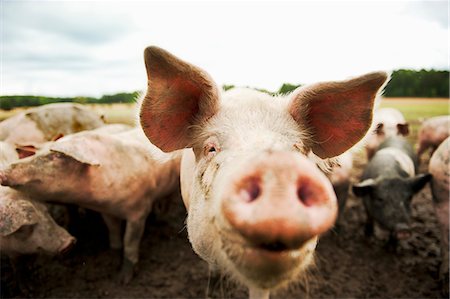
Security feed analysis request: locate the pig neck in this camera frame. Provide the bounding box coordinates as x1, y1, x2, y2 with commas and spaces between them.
151, 151, 182, 198
249, 287, 269, 299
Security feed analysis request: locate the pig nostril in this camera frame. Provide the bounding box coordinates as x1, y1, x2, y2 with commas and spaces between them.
297, 185, 314, 206
239, 178, 261, 202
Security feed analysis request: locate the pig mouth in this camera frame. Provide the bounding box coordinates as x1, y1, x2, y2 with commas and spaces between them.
219, 230, 316, 288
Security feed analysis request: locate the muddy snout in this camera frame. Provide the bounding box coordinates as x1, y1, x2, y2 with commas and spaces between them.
222, 151, 338, 251
394, 223, 411, 240
59, 236, 77, 255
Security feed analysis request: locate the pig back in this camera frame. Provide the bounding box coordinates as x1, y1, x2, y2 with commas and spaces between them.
377, 136, 418, 172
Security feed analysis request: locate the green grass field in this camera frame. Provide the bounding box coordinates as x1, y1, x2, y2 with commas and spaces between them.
378, 98, 449, 144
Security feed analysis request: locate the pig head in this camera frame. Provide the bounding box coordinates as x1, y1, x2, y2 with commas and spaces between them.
139, 46, 388, 297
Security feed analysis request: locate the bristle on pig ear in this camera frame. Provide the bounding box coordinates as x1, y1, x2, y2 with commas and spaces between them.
289, 72, 389, 158
140, 46, 219, 152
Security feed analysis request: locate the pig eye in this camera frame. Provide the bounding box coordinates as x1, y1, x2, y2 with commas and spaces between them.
204, 142, 219, 158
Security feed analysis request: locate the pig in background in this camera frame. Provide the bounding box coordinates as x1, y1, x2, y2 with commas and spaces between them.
364, 107, 409, 160
353, 136, 431, 250
428, 137, 449, 297
0, 102, 105, 147
417, 115, 450, 162
139, 46, 388, 298
0, 127, 182, 284
0, 141, 76, 294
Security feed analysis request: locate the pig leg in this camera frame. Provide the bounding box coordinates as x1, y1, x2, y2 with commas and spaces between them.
119, 217, 146, 284
334, 182, 349, 232
10, 255, 34, 296
101, 214, 123, 250
364, 212, 374, 237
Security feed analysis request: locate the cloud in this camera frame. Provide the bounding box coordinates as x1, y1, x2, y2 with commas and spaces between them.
2, 1, 134, 45
405, 0, 448, 29
1, 1, 448, 97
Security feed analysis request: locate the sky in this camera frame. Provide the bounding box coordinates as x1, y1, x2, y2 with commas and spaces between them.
1, 0, 449, 97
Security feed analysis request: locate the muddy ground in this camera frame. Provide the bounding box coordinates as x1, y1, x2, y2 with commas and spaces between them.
1, 151, 448, 299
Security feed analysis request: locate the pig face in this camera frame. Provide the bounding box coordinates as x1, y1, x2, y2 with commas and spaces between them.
353, 174, 431, 238
140, 46, 388, 292
0, 188, 75, 256
1, 150, 92, 200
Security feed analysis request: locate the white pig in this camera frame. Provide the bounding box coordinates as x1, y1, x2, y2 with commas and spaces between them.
0, 102, 105, 146
139, 46, 388, 298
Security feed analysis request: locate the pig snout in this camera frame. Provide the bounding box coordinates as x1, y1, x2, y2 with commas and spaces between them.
59, 236, 76, 255
0, 171, 7, 186
222, 152, 338, 251
394, 223, 411, 240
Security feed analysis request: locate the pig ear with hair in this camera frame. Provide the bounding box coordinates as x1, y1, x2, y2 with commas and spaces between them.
352, 178, 377, 197
0, 199, 38, 237
140, 46, 220, 152
407, 173, 432, 194
289, 72, 389, 158
50, 142, 100, 166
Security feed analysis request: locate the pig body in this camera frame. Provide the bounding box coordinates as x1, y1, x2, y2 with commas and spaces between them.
365, 107, 409, 160
428, 137, 449, 295
417, 115, 450, 160
329, 151, 353, 229
139, 46, 388, 298
353, 136, 431, 248
0, 128, 181, 283
0, 103, 105, 146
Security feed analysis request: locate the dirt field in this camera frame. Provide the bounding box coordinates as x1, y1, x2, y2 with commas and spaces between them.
1, 148, 447, 299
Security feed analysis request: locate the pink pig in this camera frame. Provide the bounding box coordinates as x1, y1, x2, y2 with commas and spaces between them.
139, 46, 388, 298
429, 137, 449, 296
0, 128, 182, 284
417, 115, 450, 161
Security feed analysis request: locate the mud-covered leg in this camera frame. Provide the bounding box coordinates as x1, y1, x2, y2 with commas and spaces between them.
364, 212, 374, 237
10, 255, 34, 296
101, 214, 123, 250
118, 217, 146, 284
334, 182, 349, 233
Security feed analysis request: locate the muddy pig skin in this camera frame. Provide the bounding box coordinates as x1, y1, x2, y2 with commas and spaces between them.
0, 102, 105, 146
0, 127, 182, 284
417, 115, 450, 160
428, 137, 449, 296
364, 107, 409, 160
353, 136, 431, 248
139, 46, 388, 299
328, 151, 353, 230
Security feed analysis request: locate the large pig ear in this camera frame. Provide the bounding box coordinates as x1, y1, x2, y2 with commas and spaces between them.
352, 178, 377, 197
289, 72, 389, 158
0, 199, 38, 237
139, 46, 220, 152
407, 173, 432, 194
50, 142, 100, 166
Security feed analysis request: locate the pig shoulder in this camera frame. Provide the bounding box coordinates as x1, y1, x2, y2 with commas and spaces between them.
429, 137, 450, 204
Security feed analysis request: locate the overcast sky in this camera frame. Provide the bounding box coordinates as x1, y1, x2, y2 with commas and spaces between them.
1, 0, 448, 97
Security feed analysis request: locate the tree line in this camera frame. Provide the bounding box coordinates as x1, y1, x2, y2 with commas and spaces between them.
1, 69, 448, 110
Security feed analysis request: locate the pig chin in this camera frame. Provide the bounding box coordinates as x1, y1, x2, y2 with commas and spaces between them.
219, 230, 318, 289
